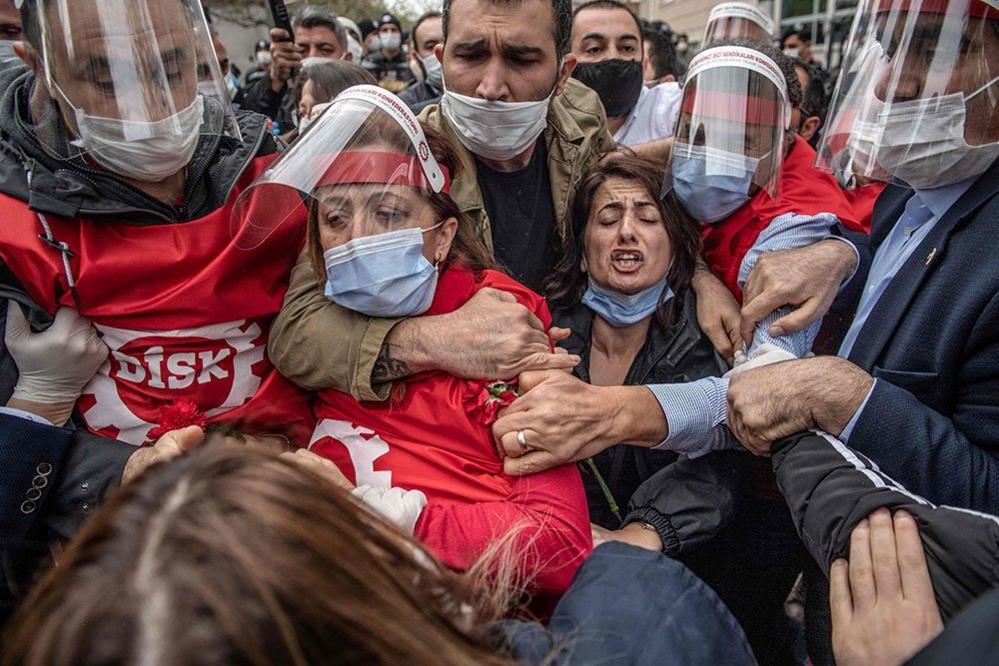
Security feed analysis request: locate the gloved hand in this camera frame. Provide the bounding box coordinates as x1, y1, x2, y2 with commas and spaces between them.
5, 304, 108, 404
351, 485, 428, 536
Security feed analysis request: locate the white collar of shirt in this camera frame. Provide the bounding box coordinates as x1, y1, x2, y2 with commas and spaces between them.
613, 85, 650, 144
613, 81, 681, 147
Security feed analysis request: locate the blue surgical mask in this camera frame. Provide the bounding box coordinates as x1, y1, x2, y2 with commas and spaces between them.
0, 40, 18, 65
323, 225, 442, 317
672, 144, 760, 223
582, 273, 673, 327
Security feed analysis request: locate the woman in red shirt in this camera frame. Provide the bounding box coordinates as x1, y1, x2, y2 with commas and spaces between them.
240, 86, 590, 597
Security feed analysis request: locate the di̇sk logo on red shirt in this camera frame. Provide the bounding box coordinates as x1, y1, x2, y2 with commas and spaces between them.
78, 320, 266, 444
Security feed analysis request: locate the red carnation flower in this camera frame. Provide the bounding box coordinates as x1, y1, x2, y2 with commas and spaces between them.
464, 380, 520, 426
146, 399, 208, 443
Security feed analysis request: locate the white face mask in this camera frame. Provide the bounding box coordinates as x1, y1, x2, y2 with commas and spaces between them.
874, 75, 999, 189
783, 47, 800, 59
66, 93, 205, 182
421, 53, 443, 90
440, 73, 557, 161
298, 101, 331, 134
346, 35, 364, 63
381, 32, 401, 51
301, 56, 334, 69
256, 50, 272, 67
197, 80, 219, 98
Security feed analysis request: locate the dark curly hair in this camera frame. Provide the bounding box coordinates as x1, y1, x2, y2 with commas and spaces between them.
544, 154, 701, 330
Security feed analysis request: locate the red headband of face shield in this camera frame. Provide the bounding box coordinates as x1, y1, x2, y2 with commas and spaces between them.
315, 151, 452, 194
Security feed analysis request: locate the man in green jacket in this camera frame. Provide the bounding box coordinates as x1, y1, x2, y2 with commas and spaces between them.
268, 0, 615, 400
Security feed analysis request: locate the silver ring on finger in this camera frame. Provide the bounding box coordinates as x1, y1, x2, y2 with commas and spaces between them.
516, 429, 530, 453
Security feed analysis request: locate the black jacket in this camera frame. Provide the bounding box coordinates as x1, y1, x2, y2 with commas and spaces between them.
238, 74, 296, 132
554, 292, 727, 528
909, 586, 999, 665
0, 65, 278, 602
361, 50, 415, 85
773, 430, 999, 622
397, 81, 441, 111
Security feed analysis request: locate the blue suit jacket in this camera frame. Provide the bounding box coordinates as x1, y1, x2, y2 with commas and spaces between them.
845, 159, 999, 513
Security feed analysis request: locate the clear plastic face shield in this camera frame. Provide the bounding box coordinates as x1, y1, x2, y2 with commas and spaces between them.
31, 0, 240, 178
667, 46, 792, 212
232, 85, 450, 252
816, 0, 999, 189
702, 2, 777, 45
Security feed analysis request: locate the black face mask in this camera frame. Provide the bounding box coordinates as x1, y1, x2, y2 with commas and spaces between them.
572, 58, 644, 118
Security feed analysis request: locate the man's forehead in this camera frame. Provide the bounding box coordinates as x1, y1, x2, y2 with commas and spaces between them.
53, 24, 194, 64
44, 0, 194, 58
296, 25, 339, 42
418, 16, 443, 41
449, 0, 557, 47
44, 0, 187, 34
574, 7, 640, 40
682, 111, 778, 131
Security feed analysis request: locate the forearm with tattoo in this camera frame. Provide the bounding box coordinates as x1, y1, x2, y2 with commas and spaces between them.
372, 342, 414, 383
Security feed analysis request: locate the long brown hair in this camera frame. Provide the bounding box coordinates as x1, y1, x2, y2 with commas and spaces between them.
307, 121, 496, 282
544, 154, 701, 330
1, 445, 516, 666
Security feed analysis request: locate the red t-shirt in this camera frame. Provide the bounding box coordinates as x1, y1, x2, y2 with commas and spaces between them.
310, 265, 592, 597
843, 182, 887, 234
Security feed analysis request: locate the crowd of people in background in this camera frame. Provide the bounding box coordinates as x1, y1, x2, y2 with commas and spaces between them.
1, 0, 998, 664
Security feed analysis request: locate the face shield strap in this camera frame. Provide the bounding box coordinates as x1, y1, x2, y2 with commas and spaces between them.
706, 3, 776, 35
331, 85, 448, 194
686, 47, 793, 128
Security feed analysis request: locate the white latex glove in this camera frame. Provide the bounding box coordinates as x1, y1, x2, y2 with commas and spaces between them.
351, 485, 428, 536
5, 305, 108, 403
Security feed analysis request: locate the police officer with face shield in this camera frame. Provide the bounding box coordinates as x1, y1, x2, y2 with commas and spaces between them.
0, 0, 311, 611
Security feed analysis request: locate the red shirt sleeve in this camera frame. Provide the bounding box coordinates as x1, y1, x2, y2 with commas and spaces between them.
413, 461, 592, 597
477, 269, 553, 330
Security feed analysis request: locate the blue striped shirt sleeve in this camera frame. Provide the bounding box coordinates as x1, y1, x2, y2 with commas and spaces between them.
647, 378, 738, 457
738, 212, 856, 357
